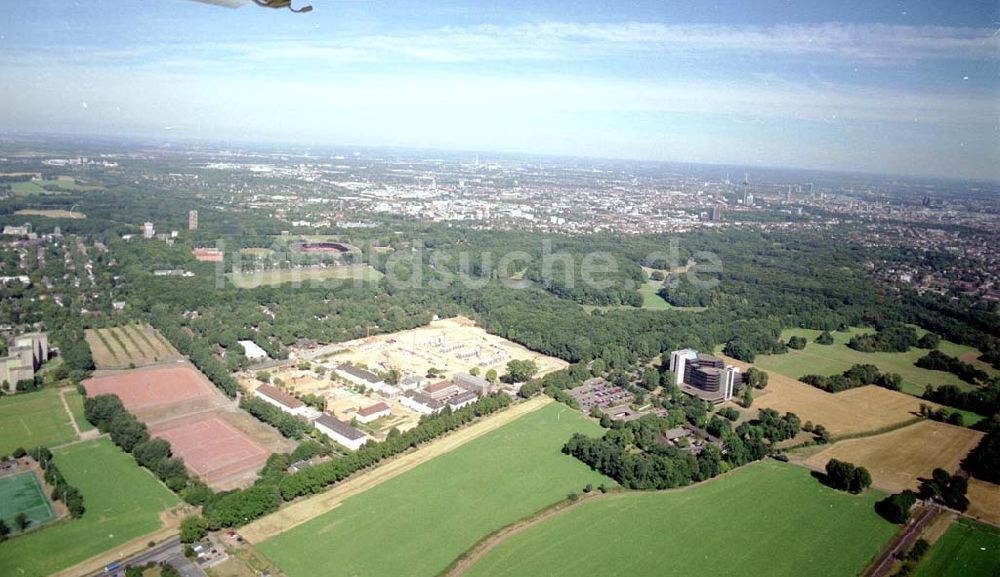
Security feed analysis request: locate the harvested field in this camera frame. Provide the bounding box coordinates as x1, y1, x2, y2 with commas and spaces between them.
82, 364, 217, 419
85, 324, 183, 369
802, 420, 983, 493
720, 353, 943, 437
149, 413, 270, 490
966, 479, 1000, 527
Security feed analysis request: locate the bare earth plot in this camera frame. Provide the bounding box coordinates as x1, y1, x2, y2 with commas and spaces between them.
82, 364, 219, 420
802, 420, 983, 494
720, 353, 940, 437
14, 209, 86, 219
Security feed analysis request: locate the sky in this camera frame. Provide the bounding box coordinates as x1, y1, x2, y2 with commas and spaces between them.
0, 0, 998, 180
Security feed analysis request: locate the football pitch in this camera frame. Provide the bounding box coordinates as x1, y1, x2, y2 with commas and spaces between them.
463, 460, 897, 577
0, 438, 179, 577
913, 518, 1000, 577
0, 388, 78, 456
0, 471, 55, 532
257, 402, 613, 577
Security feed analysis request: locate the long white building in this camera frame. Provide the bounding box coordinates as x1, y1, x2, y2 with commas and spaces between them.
314, 414, 368, 451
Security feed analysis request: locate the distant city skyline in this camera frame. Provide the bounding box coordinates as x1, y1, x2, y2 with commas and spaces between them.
1, 0, 997, 180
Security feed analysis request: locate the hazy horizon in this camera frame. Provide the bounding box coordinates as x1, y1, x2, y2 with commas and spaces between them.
1, 0, 997, 180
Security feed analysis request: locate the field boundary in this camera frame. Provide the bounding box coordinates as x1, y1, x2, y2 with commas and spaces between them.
241, 396, 553, 542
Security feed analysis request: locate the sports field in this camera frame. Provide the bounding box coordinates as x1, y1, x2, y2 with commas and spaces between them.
802, 420, 983, 493
913, 518, 1000, 577
754, 327, 994, 396
0, 438, 179, 577
149, 413, 270, 489
257, 402, 613, 577
462, 460, 896, 577
82, 364, 216, 414
227, 264, 383, 288
0, 471, 54, 532
0, 388, 78, 456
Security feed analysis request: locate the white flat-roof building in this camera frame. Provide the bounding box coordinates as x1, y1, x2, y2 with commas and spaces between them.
446, 391, 478, 411
335, 364, 386, 389
314, 414, 367, 451
669, 349, 698, 387
400, 390, 444, 415
238, 340, 269, 361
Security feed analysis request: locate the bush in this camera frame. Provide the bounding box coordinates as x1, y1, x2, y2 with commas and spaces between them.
180, 515, 209, 543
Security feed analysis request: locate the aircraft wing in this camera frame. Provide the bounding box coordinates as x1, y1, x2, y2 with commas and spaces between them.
191, 0, 252, 8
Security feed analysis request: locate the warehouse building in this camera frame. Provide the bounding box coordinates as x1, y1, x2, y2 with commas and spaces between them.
314, 414, 368, 451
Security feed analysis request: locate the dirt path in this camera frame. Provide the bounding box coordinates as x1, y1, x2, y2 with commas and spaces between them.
440, 491, 604, 577
861, 504, 941, 577
58, 388, 82, 437
239, 396, 553, 543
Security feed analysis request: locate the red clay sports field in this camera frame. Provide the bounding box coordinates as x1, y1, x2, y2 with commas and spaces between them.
149, 413, 269, 486
82, 365, 215, 411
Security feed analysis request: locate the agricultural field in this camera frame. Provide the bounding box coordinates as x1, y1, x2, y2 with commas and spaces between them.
0, 438, 180, 577
0, 388, 78, 456
720, 352, 940, 438
84, 324, 183, 370
966, 479, 1000, 527
227, 264, 383, 288
14, 208, 87, 219
754, 327, 995, 397
0, 471, 55, 532
256, 402, 612, 577
913, 518, 1000, 577
801, 420, 983, 493
462, 460, 895, 577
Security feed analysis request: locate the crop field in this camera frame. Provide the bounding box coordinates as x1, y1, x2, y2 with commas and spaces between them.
753, 327, 995, 397
461, 460, 895, 577
227, 264, 383, 288
720, 353, 938, 437
0, 438, 179, 577
0, 471, 55, 532
0, 388, 77, 456
801, 420, 983, 493
913, 518, 1000, 577
966, 479, 1000, 527
256, 402, 613, 577
84, 324, 183, 370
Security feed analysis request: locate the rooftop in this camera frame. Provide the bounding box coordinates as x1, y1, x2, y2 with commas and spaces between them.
255, 383, 304, 409
315, 414, 366, 441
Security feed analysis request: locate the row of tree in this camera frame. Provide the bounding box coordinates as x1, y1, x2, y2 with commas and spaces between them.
915, 350, 989, 385
847, 325, 920, 353
239, 397, 311, 439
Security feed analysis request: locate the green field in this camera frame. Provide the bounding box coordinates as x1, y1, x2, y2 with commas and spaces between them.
0, 389, 78, 456
258, 402, 613, 577
754, 327, 994, 397
64, 389, 95, 433
582, 281, 706, 313
913, 518, 1000, 577
0, 472, 55, 532
0, 438, 179, 576
227, 265, 383, 288
10, 181, 46, 195
464, 460, 896, 577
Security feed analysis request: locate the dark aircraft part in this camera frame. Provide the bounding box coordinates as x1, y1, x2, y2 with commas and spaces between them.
251, 0, 313, 12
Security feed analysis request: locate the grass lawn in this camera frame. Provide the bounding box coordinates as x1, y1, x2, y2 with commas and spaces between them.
465, 460, 897, 577
227, 265, 383, 288
0, 472, 54, 532
913, 518, 1000, 577
10, 181, 46, 195
581, 282, 706, 313
755, 327, 992, 398
0, 438, 179, 577
257, 402, 613, 577
64, 388, 95, 433
0, 389, 78, 456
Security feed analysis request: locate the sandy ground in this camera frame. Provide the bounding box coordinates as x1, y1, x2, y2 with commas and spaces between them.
303, 316, 568, 382
85, 325, 182, 370
239, 396, 553, 543
720, 354, 945, 437
801, 420, 984, 493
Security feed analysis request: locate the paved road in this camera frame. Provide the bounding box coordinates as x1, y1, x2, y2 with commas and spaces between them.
84, 537, 206, 577
862, 504, 941, 577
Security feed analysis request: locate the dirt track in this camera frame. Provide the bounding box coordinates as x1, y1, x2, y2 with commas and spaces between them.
239, 396, 553, 543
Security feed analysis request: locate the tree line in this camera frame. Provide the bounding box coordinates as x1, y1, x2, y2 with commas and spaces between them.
800, 364, 903, 393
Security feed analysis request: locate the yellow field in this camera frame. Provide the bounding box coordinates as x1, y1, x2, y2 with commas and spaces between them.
14, 209, 86, 219
966, 479, 1000, 527
720, 354, 940, 437
84, 325, 183, 370
305, 316, 568, 382
802, 420, 983, 493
